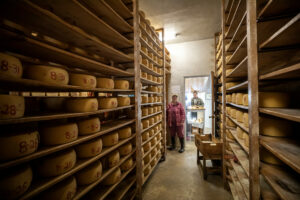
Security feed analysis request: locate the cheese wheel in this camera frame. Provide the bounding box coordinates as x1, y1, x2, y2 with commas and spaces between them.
157, 106, 162, 111
114, 80, 129, 89
226, 82, 239, 89
147, 86, 158, 92
260, 148, 283, 165
226, 118, 235, 127
226, 94, 231, 103
226, 129, 234, 140
103, 168, 121, 185
108, 151, 120, 168
153, 96, 158, 102
236, 110, 244, 123
141, 71, 147, 79
150, 158, 157, 167
76, 161, 102, 185
147, 74, 152, 81
150, 137, 157, 147
153, 115, 159, 123
141, 58, 148, 66
230, 108, 236, 119
243, 94, 248, 106
141, 46, 147, 53
226, 107, 231, 115
156, 152, 161, 160
259, 92, 290, 108
144, 165, 151, 176
69, 73, 96, 88
0, 95, 25, 119
151, 148, 157, 157
243, 113, 249, 128
40, 123, 78, 145
142, 131, 150, 141
148, 96, 154, 103
40, 176, 76, 200
118, 127, 132, 139
96, 78, 114, 89
119, 143, 132, 156
142, 120, 149, 129
66, 98, 98, 112
148, 107, 154, 114
236, 93, 244, 105
231, 93, 236, 104
260, 116, 292, 137
38, 149, 76, 177
149, 117, 154, 125
142, 96, 148, 103
0, 165, 32, 199
0, 53, 23, 78
77, 117, 100, 135
75, 138, 102, 158
153, 106, 158, 113
0, 131, 38, 161
102, 132, 119, 147
149, 128, 155, 136
244, 132, 249, 147
98, 98, 118, 109
142, 108, 148, 116
236, 127, 244, 139
25, 65, 68, 85
143, 142, 151, 152
152, 76, 158, 83
117, 97, 130, 107
144, 153, 151, 164
120, 157, 133, 172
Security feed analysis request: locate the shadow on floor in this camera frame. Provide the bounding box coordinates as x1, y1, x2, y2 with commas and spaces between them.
142, 141, 232, 200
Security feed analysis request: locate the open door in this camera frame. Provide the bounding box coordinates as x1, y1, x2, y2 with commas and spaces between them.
210, 71, 216, 139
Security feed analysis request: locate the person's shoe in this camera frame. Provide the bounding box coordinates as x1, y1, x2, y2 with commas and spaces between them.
178, 148, 185, 153
167, 146, 175, 150
178, 138, 185, 153
168, 136, 176, 150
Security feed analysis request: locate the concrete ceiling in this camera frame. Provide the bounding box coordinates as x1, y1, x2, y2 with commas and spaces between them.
139, 0, 221, 44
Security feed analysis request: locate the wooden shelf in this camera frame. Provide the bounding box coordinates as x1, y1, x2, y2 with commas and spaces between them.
225, 0, 238, 26
227, 114, 249, 133
165, 69, 171, 75
139, 14, 161, 43
260, 136, 300, 174
225, 0, 246, 39
141, 78, 162, 86
261, 163, 300, 200
228, 128, 249, 154
140, 50, 163, 69
143, 138, 163, 159
229, 142, 249, 176
142, 154, 160, 185
228, 181, 239, 200
225, 0, 233, 13
259, 62, 300, 80
31, 0, 133, 49
226, 56, 248, 78
0, 119, 135, 170
259, 14, 300, 49
140, 37, 163, 60
227, 36, 247, 65
0, 1, 133, 63
0, 105, 134, 125
259, 108, 300, 123
80, 0, 133, 33
140, 25, 161, 50
140, 63, 162, 77
75, 156, 136, 200
0, 29, 133, 76
105, 0, 133, 19
141, 111, 163, 120
228, 169, 248, 200
226, 103, 248, 110
107, 176, 136, 200
141, 120, 162, 133
141, 90, 162, 95
142, 129, 162, 146
141, 102, 163, 106
20, 135, 136, 199
230, 160, 249, 199
227, 81, 248, 92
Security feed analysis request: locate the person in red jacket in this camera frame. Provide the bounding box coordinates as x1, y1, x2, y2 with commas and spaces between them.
167, 94, 186, 153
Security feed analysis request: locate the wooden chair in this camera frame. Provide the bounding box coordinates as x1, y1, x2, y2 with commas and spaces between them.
195, 134, 223, 179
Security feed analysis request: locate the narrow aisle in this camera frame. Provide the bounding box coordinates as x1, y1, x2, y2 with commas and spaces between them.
143, 141, 232, 200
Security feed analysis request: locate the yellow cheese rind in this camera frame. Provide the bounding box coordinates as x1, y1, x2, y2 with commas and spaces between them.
244, 132, 249, 147
0, 165, 32, 199
102, 132, 119, 147
76, 161, 102, 185
0, 131, 39, 161
0, 95, 25, 119
236, 110, 244, 123
96, 78, 114, 89
260, 148, 283, 165
98, 98, 118, 109
243, 94, 248, 106
143, 142, 151, 152
103, 168, 121, 185
236, 127, 244, 139
40, 123, 78, 145
120, 157, 133, 172
119, 143, 132, 156
117, 97, 130, 107
69, 73, 96, 88
114, 80, 129, 89
243, 113, 249, 128
38, 149, 76, 177
144, 154, 151, 164
25, 65, 69, 85
141, 96, 148, 103
236, 93, 244, 105
259, 92, 290, 108
77, 117, 100, 135
142, 131, 149, 141
142, 120, 149, 129
142, 108, 148, 116
75, 138, 102, 158
107, 151, 120, 168
66, 98, 98, 112
260, 116, 292, 137
0, 53, 23, 78
118, 127, 132, 139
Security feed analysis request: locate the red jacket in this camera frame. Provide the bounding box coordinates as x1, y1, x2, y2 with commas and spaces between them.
167, 102, 185, 127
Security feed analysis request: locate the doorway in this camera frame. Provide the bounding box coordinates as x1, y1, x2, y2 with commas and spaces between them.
184, 76, 212, 141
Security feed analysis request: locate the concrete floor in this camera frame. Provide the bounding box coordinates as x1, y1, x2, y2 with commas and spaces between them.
142, 141, 232, 200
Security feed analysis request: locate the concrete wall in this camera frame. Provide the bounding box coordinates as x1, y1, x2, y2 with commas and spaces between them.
166, 38, 215, 130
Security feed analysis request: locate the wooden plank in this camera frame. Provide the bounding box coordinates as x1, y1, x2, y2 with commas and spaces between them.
259, 62, 300, 80
228, 128, 249, 154
230, 159, 250, 199
0, 0, 132, 63
227, 57, 248, 78
229, 142, 249, 176
227, 36, 247, 65
228, 169, 248, 199
141, 111, 163, 119
226, 114, 249, 133
141, 102, 163, 106
80, 0, 133, 33
261, 163, 300, 200
225, 0, 234, 13
19, 135, 136, 199
225, 0, 246, 39
0, 119, 135, 169
140, 25, 161, 50
260, 136, 300, 173
141, 121, 162, 134
141, 90, 162, 95
140, 50, 162, 68
259, 108, 300, 123
259, 13, 300, 49
227, 81, 248, 92
108, 176, 136, 200
105, 0, 133, 19
31, 0, 133, 48
0, 105, 134, 125
140, 37, 163, 60
141, 78, 162, 86
140, 63, 162, 77
0, 29, 133, 76
225, 0, 238, 26
228, 181, 239, 200
139, 14, 161, 43
142, 155, 160, 185
227, 103, 248, 110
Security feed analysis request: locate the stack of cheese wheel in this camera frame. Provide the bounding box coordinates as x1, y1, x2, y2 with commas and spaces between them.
69, 73, 96, 88
102, 132, 119, 147
98, 97, 118, 109
148, 96, 154, 103
76, 161, 102, 185
226, 129, 234, 140
149, 117, 154, 126
226, 117, 235, 127
147, 74, 152, 81
107, 151, 120, 168
0, 165, 32, 199
141, 71, 147, 79
260, 116, 292, 137
118, 127, 132, 139
243, 94, 248, 106
243, 113, 249, 128
0, 95, 25, 119
77, 117, 100, 135
96, 78, 114, 89
0, 53, 23, 78
120, 157, 134, 172
142, 120, 149, 129
119, 143, 132, 156
66, 98, 98, 112
143, 142, 151, 152
142, 107, 148, 116
103, 168, 121, 185
117, 96, 130, 107
148, 107, 154, 114
0, 130, 39, 161
25, 65, 69, 85
114, 80, 129, 90
235, 93, 244, 105
260, 147, 283, 165
157, 106, 162, 111
231, 93, 236, 104
230, 108, 236, 119
37, 149, 76, 177
226, 94, 232, 103
236, 110, 244, 123
141, 95, 148, 103
40, 122, 78, 145
153, 106, 158, 113
149, 128, 155, 136
142, 131, 150, 142
75, 138, 102, 158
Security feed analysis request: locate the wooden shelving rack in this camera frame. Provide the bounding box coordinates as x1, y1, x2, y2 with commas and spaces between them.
221, 0, 300, 199
0, 0, 167, 199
